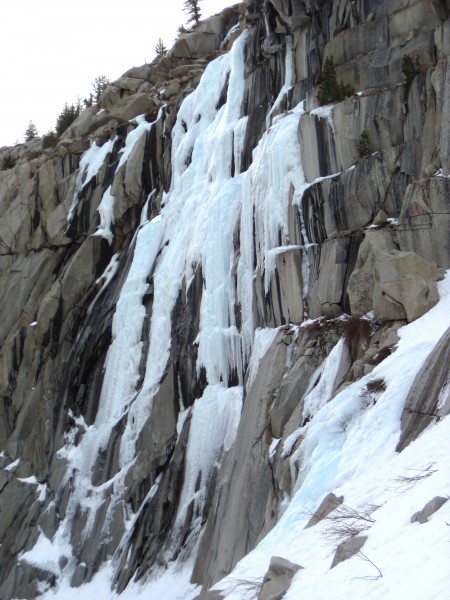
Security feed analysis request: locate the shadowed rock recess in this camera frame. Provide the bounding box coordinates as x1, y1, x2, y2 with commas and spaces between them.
0, 1, 449, 598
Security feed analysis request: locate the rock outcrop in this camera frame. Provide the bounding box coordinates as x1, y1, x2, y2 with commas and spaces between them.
0, 1, 449, 599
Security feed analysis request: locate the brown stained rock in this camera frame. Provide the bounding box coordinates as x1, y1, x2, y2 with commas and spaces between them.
305, 492, 344, 529
410, 496, 449, 524
161, 79, 182, 100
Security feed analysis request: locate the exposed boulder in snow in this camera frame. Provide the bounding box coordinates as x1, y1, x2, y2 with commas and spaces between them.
410, 496, 449, 524
330, 535, 368, 569
304, 492, 344, 529
258, 555, 303, 600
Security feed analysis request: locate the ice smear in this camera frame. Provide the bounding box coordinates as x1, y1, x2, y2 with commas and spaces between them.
34, 33, 253, 580
95, 215, 164, 431
120, 31, 250, 468
247, 101, 305, 295
266, 35, 294, 128
92, 184, 115, 244
175, 385, 243, 531
117, 115, 153, 168
302, 337, 346, 421
67, 137, 116, 222
91, 26, 309, 559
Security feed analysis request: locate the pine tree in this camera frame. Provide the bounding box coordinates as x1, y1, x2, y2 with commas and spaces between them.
358, 131, 371, 158
317, 56, 355, 106
92, 75, 110, 103
401, 55, 421, 84
155, 37, 168, 59
183, 0, 202, 27
24, 121, 38, 142
42, 131, 58, 149
317, 56, 340, 105
55, 102, 81, 137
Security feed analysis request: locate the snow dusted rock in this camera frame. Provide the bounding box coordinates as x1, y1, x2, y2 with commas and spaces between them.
258, 555, 303, 600
330, 535, 368, 569
410, 496, 449, 524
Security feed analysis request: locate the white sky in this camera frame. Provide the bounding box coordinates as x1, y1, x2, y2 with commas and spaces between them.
0, 0, 233, 148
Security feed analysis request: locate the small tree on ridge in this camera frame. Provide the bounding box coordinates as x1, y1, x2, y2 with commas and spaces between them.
24, 121, 38, 141
183, 0, 202, 27
155, 37, 168, 59
92, 75, 110, 103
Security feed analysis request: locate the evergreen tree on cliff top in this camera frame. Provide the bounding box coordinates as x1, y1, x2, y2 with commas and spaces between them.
183, 0, 202, 27
155, 37, 168, 59
24, 121, 38, 142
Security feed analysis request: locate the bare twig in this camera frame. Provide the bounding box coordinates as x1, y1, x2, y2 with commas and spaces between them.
388, 463, 436, 493
224, 577, 263, 600
353, 551, 383, 580
322, 504, 379, 543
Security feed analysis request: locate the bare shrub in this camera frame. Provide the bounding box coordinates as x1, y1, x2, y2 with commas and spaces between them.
388, 463, 437, 493
361, 378, 386, 396
224, 577, 263, 599
322, 503, 379, 543
366, 345, 392, 365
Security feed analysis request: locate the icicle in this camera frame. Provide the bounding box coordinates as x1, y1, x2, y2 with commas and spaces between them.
67, 137, 117, 222
266, 35, 294, 128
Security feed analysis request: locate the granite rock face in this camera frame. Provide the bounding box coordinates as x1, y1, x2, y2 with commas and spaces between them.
0, 1, 449, 598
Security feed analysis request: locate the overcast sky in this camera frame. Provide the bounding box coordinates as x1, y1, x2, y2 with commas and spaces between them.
0, 0, 233, 148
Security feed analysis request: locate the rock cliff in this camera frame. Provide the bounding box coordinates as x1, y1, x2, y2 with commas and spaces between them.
0, 1, 449, 599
